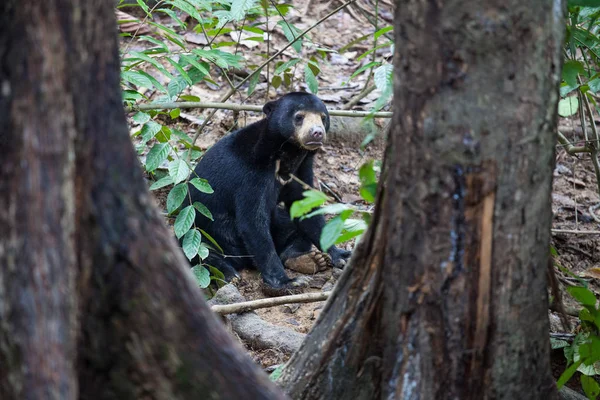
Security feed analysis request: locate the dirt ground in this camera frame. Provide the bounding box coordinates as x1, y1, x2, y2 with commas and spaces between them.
121, 0, 600, 385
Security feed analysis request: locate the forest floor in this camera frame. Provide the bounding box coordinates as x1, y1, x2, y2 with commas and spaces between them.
120, 1, 600, 386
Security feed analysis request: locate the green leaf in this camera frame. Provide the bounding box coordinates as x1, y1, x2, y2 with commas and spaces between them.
560, 82, 579, 97
141, 120, 162, 142
146, 143, 170, 172
199, 229, 223, 254
122, 90, 144, 102
589, 78, 600, 93
180, 54, 210, 75
149, 175, 174, 190
193, 202, 214, 221
320, 216, 345, 251
304, 203, 352, 219
166, 57, 192, 86
172, 128, 192, 143
343, 218, 368, 232
339, 33, 370, 53
165, 0, 202, 21
167, 183, 188, 213
271, 75, 282, 89
182, 229, 202, 260
180, 95, 201, 102
175, 205, 196, 239
191, 265, 211, 288
269, 364, 285, 381
356, 41, 393, 62
305, 64, 318, 94
170, 108, 181, 119
550, 337, 569, 349
359, 161, 378, 202
168, 159, 190, 184
568, 286, 597, 306
568, 0, 600, 6
349, 61, 380, 80
213, 10, 233, 29
136, 0, 150, 13
133, 112, 151, 124
563, 60, 585, 88
208, 266, 225, 282
277, 20, 303, 52
374, 64, 393, 94
155, 126, 171, 142
582, 375, 600, 399
247, 70, 260, 95
231, 0, 257, 20
128, 51, 175, 80
190, 177, 214, 193
307, 59, 320, 75
168, 77, 188, 100
122, 71, 154, 88
193, 49, 242, 69
138, 35, 169, 52
198, 243, 210, 260
275, 58, 301, 75
290, 190, 329, 219
557, 359, 583, 389
335, 228, 364, 245
374, 26, 393, 40
136, 71, 168, 93
558, 97, 579, 117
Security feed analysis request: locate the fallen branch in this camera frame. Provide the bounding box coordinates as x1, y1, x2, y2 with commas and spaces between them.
127, 101, 392, 118
211, 291, 331, 315
551, 229, 600, 235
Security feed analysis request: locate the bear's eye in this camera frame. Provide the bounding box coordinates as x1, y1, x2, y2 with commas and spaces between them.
294, 114, 304, 124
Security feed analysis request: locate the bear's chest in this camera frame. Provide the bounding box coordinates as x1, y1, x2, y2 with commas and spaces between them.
274, 151, 307, 185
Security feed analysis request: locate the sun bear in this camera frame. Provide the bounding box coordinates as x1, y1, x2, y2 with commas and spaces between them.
186, 92, 351, 294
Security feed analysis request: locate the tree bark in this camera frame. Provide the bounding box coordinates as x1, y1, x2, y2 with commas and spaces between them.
0, 1, 284, 399
280, 1, 565, 399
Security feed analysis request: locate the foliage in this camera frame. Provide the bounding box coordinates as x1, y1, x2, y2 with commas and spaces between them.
118, 0, 393, 285
556, 282, 600, 399
558, 3, 600, 396
290, 160, 379, 251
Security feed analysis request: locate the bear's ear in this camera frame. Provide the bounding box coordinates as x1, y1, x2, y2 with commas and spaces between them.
263, 100, 277, 117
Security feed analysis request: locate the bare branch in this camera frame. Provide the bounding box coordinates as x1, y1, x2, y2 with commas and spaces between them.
127, 101, 392, 118
211, 291, 330, 315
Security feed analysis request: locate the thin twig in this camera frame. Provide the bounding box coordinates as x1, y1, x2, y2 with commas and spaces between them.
211, 291, 331, 315
342, 84, 377, 110
557, 131, 591, 154
127, 101, 392, 117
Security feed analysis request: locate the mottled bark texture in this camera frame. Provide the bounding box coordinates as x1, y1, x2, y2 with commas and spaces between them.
0, 1, 284, 399
280, 1, 565, 399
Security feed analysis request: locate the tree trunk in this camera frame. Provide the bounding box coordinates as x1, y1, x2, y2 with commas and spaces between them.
0, 1, 284, 399
280, 1, 565, 399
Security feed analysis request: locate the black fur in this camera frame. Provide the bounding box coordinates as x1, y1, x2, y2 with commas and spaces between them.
186, 92, 351, 290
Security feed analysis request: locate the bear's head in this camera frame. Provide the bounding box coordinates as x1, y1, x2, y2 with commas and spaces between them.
263, 92, 330, 151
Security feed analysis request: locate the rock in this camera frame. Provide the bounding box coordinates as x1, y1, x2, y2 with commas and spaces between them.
208, 284, 306, 354
332, 267, 344, 279
322, 280, 335, 292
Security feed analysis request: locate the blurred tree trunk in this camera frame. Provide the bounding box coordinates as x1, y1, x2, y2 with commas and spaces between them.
279, 1, 565, 399
0, 1, 283, 399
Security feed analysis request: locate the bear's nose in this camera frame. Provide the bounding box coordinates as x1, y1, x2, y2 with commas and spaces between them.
310, 126, 324, 141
